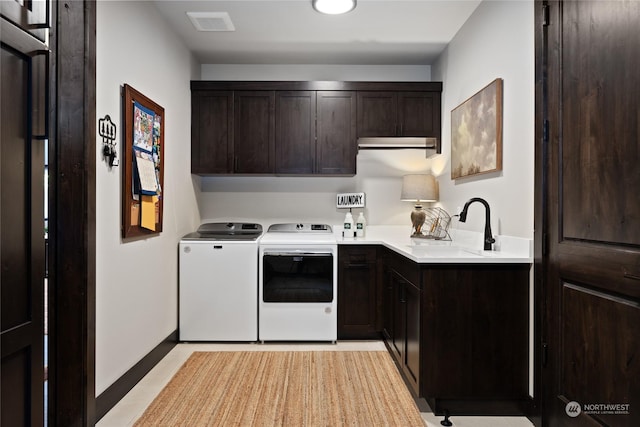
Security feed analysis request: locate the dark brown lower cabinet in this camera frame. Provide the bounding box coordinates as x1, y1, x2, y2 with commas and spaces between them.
380, 250, 422, 397
340, 245, 530, 415
422, 264, 530, 415
337, 246, 379, 339
389, 269, 421, 396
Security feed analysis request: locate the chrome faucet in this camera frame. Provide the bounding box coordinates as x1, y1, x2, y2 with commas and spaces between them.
458, 197, 495, 250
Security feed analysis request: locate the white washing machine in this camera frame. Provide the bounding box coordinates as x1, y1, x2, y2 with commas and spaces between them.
179, 222, 262, 341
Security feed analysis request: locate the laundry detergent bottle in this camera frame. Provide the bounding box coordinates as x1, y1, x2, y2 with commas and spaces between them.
343, 211, 355, 238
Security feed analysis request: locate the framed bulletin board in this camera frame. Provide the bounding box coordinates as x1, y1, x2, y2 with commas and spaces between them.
122, 84, 164, 239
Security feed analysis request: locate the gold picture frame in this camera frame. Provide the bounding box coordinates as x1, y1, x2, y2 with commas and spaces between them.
451, 78, 503, 179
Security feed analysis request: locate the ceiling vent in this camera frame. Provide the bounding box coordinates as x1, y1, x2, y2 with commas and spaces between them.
187, 12, 235, 32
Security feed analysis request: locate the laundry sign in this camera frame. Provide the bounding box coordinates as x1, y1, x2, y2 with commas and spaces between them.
336, 192, 365, 209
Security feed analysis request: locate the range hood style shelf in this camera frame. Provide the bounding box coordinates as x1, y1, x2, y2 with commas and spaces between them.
357, 137, 439, 157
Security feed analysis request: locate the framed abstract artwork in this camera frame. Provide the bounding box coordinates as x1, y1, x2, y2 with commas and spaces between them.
451, 78, 503, 179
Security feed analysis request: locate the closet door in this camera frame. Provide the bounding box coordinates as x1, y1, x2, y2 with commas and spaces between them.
539, 2, 640, 426
1, 36, 47, 427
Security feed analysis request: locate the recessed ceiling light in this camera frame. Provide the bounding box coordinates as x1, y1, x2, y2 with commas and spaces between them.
186, 12, 235, 32
312, 0, 357, 15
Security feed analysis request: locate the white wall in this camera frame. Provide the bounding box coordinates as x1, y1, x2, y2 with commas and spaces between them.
432, 0, 534, 239
96, 1, 200, 395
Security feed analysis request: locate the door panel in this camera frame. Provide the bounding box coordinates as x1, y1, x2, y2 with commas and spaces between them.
234, 91, 275, 173
1, 42, 45, 427
191, 91, 233, 174
560, 284, 639, 426
540, 1, 640, 426
560, 1, 640, 246
391, 273, 405, 361
1, 0, 49, 42
356, 91, 397, 137
275, 91, 315, 174
316, 91, 356, 175
405, 281, 420, 393
398, 92, 438, 137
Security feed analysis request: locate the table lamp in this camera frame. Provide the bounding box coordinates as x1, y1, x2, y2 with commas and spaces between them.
401, 174, 438, 237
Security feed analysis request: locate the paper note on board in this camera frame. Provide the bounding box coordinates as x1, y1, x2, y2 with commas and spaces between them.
141, 195, 156, 231
134, 147, 159, 195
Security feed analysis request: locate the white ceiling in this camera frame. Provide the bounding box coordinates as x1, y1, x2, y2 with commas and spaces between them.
153, 0, 482, 65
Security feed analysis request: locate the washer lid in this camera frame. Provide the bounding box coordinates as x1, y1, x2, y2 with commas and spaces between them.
182, 222, 263, 241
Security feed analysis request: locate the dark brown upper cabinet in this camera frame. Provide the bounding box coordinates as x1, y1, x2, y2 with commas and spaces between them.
234, 91, 275, 173
357, 91, 440, 138
190, 81, 442, 175
191, 91, 233, 174
316, 91, 357, 175
275, 91, 316, 174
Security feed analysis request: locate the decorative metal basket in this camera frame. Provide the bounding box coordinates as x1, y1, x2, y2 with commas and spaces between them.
416, 207, 451, 240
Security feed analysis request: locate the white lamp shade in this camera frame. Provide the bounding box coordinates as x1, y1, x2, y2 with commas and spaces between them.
312, 0, 356, 15
401, 174, 438, 202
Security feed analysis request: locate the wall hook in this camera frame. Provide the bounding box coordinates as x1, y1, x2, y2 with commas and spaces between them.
99, 114, 119, 167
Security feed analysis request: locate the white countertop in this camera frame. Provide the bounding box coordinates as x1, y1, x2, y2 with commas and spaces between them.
335, 225, 533, 264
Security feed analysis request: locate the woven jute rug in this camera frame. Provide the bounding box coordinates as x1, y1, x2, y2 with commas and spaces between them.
134, 351, 425, 426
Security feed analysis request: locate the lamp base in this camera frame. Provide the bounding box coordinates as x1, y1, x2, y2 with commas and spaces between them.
410, 204, 426, 237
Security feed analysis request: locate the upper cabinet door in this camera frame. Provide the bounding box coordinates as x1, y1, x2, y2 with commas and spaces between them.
357, 91, 398, 137
191, 91, 233, 174
1, 0, 50, 42
234, 91, 275, 173
398, 92, 441, 137
316, 91, 356, 175
358, 91, 441, 138
275, 91, 316, 174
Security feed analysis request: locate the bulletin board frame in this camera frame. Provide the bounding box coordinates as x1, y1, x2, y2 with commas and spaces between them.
121, 84, 164, 239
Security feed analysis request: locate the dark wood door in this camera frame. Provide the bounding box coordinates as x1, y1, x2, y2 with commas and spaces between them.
539, 2, 640, 426
234, 91, 275, 173
191, 91, 233, 174
1, 40, 46, 427
275, 91, 316, 174
337, 246, 378, 339
398, 92, 440, 138
316, 91, 357, 175
357, 91, 397, 137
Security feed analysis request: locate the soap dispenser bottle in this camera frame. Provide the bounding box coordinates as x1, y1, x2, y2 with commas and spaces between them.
343, 211, 355, 238
356, 212, 366, 238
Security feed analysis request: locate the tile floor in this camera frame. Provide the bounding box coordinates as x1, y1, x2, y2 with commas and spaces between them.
97, 341, 534, 427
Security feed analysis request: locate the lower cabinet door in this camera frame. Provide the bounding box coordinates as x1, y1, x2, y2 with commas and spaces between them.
391, 274, 405, 362
405, 280, 421, 395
